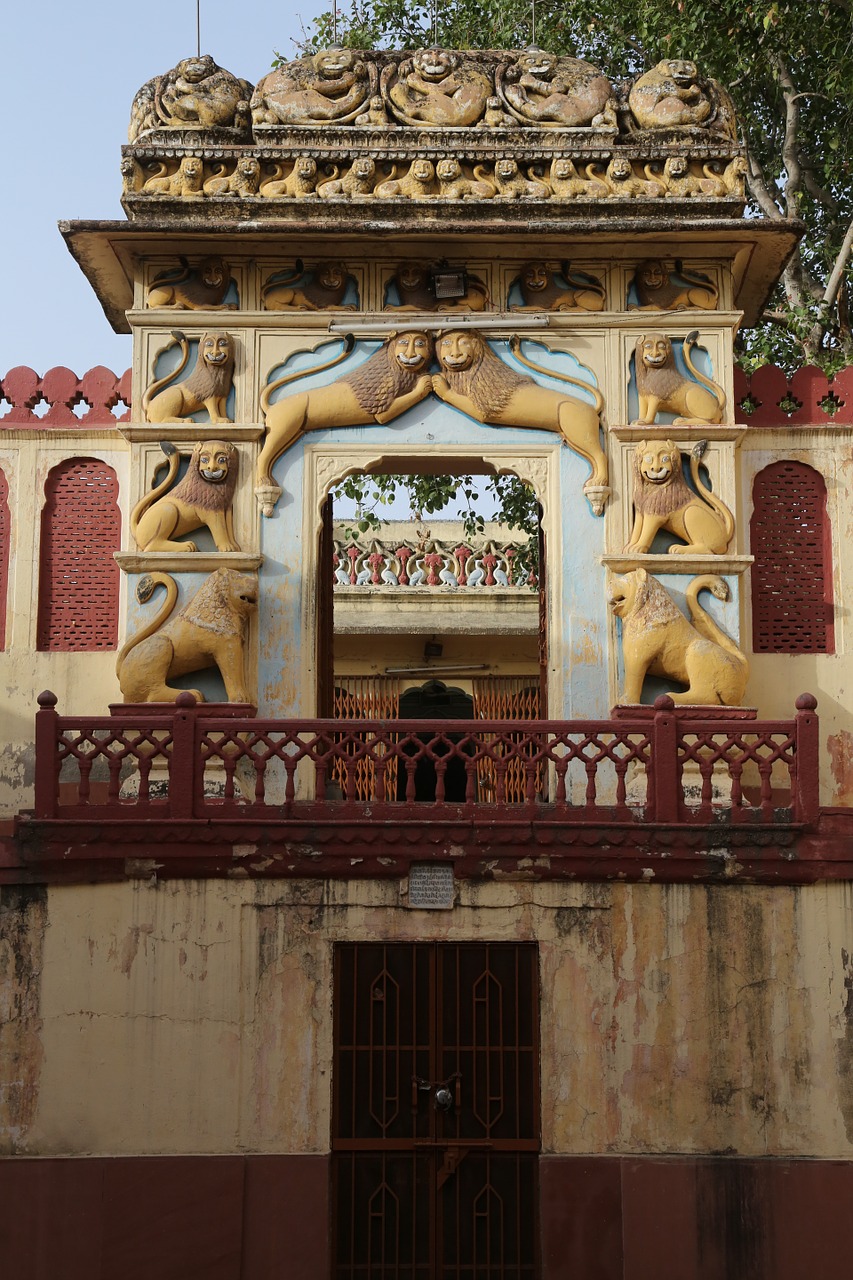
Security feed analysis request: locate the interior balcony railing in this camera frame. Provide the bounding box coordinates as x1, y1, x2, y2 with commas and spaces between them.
30, 690, 819, 832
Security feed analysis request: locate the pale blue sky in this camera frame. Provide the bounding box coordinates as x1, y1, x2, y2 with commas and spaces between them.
0, 1, 324, 375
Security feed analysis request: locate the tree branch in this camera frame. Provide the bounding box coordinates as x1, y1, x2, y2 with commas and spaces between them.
822, 214, 853, 306
745, 148, 783, 219
769, 52, 803, 217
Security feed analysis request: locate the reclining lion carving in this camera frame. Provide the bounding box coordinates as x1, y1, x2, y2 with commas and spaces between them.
131, 440, 240, 553
610, 568, 748, 705
433, 330, 609, 512
625, 439, 734, 555
117, 569, 256, 704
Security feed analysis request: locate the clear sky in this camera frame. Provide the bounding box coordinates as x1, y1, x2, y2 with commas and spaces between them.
0, 1, 324, 376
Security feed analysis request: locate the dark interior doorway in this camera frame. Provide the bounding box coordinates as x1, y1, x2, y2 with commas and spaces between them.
397, 680, 474, 802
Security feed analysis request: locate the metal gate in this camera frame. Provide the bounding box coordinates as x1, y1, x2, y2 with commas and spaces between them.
332, 943, 540, 1279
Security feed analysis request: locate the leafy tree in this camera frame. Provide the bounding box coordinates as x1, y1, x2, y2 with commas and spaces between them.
314, 2, 853, 532
308, 0, 853, 371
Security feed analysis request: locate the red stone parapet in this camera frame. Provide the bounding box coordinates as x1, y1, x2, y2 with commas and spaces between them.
0, 367, 132, 426
734, 364, 853, 426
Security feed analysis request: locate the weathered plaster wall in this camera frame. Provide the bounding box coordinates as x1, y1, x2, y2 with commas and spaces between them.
0, 433, 129, 814
741, 428, 853, 804
3, 877, 853, 1160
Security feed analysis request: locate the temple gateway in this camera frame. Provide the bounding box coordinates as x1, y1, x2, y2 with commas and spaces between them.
2, 41, 853, 1280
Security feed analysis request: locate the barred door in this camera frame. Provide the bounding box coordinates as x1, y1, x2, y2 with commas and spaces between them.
333, 943, 540, 1279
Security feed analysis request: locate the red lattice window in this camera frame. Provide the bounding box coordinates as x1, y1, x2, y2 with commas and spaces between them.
0, 470, 9, 649
750, 461, 833, 653
37, 459, 120, 651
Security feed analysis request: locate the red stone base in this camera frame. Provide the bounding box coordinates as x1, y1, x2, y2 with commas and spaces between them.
2, 1152, 852, 1278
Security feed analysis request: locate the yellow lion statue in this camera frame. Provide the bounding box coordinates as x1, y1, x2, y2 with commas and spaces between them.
626, 439, 734, 555
117, 569, 256, 704
610, 568, 749, 705
132, 440, 240, 553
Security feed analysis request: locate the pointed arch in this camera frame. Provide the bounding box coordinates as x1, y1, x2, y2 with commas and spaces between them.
37, 458, 120, 651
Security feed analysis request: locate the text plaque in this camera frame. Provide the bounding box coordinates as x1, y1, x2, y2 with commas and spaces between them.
408, 863, 455, 910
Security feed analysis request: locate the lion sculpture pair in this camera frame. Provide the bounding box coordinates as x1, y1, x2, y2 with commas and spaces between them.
254, 329, 609, 516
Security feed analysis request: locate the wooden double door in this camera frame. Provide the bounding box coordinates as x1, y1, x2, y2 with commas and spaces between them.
332, 943, 540, 1279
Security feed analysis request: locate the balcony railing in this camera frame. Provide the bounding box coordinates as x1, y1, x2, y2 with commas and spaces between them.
32, 691, 819, 830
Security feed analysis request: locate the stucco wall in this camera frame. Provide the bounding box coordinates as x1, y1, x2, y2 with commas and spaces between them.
3, 876, 852, 1160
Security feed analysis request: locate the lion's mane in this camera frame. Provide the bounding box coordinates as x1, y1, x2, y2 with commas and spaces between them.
634, 336, 685, 400
169, 441, 239, 513
178, 568, 255, 637
632, 444, 693, 517
624, 571, 682, 630
440, 335, 530, 416
184, 332, 235, 400
339, 339, 426, 414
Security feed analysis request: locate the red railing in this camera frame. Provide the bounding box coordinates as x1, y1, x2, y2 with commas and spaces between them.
0, 367, 131, 426
32, 691, 819, 829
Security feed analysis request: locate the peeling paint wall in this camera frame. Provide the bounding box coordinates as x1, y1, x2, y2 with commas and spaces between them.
3, 877, 853, 1160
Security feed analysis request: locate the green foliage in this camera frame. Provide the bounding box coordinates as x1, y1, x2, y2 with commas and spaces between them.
304, 0, 853, 370
333, 471, 540, 567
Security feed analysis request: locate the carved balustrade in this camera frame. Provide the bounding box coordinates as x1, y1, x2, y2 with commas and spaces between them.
32, 691, 818, 831
332, 537, 536, 589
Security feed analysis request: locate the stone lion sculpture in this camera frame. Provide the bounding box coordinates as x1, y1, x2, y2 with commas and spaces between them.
510, 261, 605, 312
255, 333, 434, 515
385, 262, 490, 312
628, 60, 737, 137
252, 47, 376, 125
117, 569, 256, 704
495, 48, 615, 127
633, 332, 726, 425
261, 262, 355, 311
143, 332, 235, 425
433, 331, 609, 512
382, 48, 492, 127
629, 260, 718, 311
129, 55, 252, 141
610, 568, 748, 705
625, 439, 734, 555
131, 440, 240, 554
146, 257, 235, 310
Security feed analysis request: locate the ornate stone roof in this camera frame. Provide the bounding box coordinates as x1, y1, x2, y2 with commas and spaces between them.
121, 47, 747, 222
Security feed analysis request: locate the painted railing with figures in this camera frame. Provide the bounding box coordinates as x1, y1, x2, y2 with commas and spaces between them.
31, 691, 819, 830
332, 538, 536, 588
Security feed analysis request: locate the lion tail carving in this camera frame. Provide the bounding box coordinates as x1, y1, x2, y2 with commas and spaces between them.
682, 331, 726, 413
688, 440, 734, 545
130, 442, 180, 541
685, 575, 747, 668
141, 332, 191, 415
259, 334, 355, 417
115, 573, 178, 678
561, 261, 606, 302
259, 259, 305, 301
509, 336, 604, 414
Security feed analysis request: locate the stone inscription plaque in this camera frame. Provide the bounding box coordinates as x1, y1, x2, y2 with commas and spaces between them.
408, 863, 455, 910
